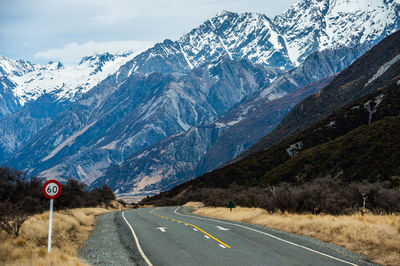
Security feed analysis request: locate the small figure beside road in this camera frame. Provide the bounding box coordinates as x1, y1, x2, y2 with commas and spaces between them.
227, 200, 235, 211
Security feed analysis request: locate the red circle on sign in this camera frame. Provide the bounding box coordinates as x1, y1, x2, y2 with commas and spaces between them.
42, 180, 62, 199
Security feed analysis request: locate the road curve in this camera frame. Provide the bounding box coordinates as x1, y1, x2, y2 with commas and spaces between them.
81, 207, 374, 266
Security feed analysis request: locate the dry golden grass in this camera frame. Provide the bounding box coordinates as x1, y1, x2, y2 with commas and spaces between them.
140, 205, 155, 208
183, 201, 205, 208
0, 207, 113, 266
191, 204, 400, 266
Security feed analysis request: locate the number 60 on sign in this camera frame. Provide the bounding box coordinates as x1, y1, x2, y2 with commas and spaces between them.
42, 180, 62, 199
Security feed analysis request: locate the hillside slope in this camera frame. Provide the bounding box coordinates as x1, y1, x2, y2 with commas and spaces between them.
141, 31, 400, 203
142, 83, 400, 206
4, 59, 282, 183
245, 29, 400, 155
92, 75, 334, 196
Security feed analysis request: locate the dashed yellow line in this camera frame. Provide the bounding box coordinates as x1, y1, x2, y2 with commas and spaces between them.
150, 208, 231, 248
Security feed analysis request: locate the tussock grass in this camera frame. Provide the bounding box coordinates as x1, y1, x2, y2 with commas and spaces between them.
0, 207, 112, 266
192, 204, 400, 266
183, 201, 205, 208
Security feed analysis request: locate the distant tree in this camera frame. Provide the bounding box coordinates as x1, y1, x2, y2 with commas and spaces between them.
0, 166, 118, 237
57, 179, 88, 208
91, 184, 115, 208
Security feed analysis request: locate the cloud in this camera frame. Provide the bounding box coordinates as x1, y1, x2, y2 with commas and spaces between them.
85, 0, 298, 26
2, 0, 298, 63
34, 40, 155, 65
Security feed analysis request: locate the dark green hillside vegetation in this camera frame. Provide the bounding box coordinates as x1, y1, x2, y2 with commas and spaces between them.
262, 115, 400, 185
141, 85, 400, 214
0, 167, 115, 236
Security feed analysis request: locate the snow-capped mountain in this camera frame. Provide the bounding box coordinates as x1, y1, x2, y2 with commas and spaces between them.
0, 56, 37, 117
117, 0, 400, 79
3, 52, 135, 106
0, 55, 37, 77
2, 0, 400, 197
275, 0, 400, 65
4, 58, 282, 183
0, 53, 135, 160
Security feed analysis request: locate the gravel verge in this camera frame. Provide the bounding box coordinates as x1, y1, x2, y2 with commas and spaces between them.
80, 211, 146, 266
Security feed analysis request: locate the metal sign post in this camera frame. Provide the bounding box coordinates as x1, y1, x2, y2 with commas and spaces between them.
48, 199, 54, 253
42, 180, 62, 253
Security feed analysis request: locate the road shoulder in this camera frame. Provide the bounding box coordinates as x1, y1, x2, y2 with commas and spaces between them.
80, 211, 145, 266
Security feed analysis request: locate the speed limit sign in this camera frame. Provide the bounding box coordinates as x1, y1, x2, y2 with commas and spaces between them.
42, 179, 62, 253
42, 180, 62, 199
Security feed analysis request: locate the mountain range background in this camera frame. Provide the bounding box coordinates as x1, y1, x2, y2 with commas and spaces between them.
1, 0, 400, 201
144, 29, 400, 209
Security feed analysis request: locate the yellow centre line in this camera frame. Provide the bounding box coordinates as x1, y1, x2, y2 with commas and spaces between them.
150, 208, 231, 248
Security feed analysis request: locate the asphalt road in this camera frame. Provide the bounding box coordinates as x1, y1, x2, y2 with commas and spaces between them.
81, 207, 374, 266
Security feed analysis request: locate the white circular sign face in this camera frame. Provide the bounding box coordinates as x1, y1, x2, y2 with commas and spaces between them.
42, 180, 62, 199
45, 183, 59, 196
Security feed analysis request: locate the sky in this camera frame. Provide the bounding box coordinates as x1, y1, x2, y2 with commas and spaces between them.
0, 0, 299, 65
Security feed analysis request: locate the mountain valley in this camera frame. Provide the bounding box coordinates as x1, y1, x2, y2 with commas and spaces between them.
1, 0, 399, 199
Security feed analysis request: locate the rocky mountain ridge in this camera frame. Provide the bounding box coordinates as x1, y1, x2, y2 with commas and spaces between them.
141, 32, 400, 204
0, 53, 135, 160
4, 58, 282, 184
96, 43, 371, 196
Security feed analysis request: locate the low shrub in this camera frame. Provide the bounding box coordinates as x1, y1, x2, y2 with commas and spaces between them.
143, 177, 400, 215
0, 166, 115, 237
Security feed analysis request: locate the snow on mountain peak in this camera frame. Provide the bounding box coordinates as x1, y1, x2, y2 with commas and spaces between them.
171, 0, 399, 72
98, 0, 399, 81
274, 0, 400, 64
0, 56, 38, 77
45, 61, 64, 70
79, 52, 116, 65
178, 10, 291, 70
215, 10, 235, 18
2, 52, 135, 105
2, 0, 399, 106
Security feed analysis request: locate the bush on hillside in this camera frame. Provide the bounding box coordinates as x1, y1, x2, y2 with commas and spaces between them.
0, 166, 116, 237
143, 177, 400, 215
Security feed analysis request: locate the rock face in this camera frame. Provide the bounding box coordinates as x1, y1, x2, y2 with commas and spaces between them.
1, 0, 400, 196
4, 59, 282, 184
94, 76, 335, 196
0, 95, 71, 161
96, 43, 371, 196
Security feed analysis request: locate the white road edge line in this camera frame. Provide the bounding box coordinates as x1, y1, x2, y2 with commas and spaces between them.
122, 211, 153, 266
174, 207, 357, 266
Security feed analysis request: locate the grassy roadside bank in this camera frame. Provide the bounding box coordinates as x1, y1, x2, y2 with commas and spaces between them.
185, 202, 400, 266
0, 207, 115, 266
